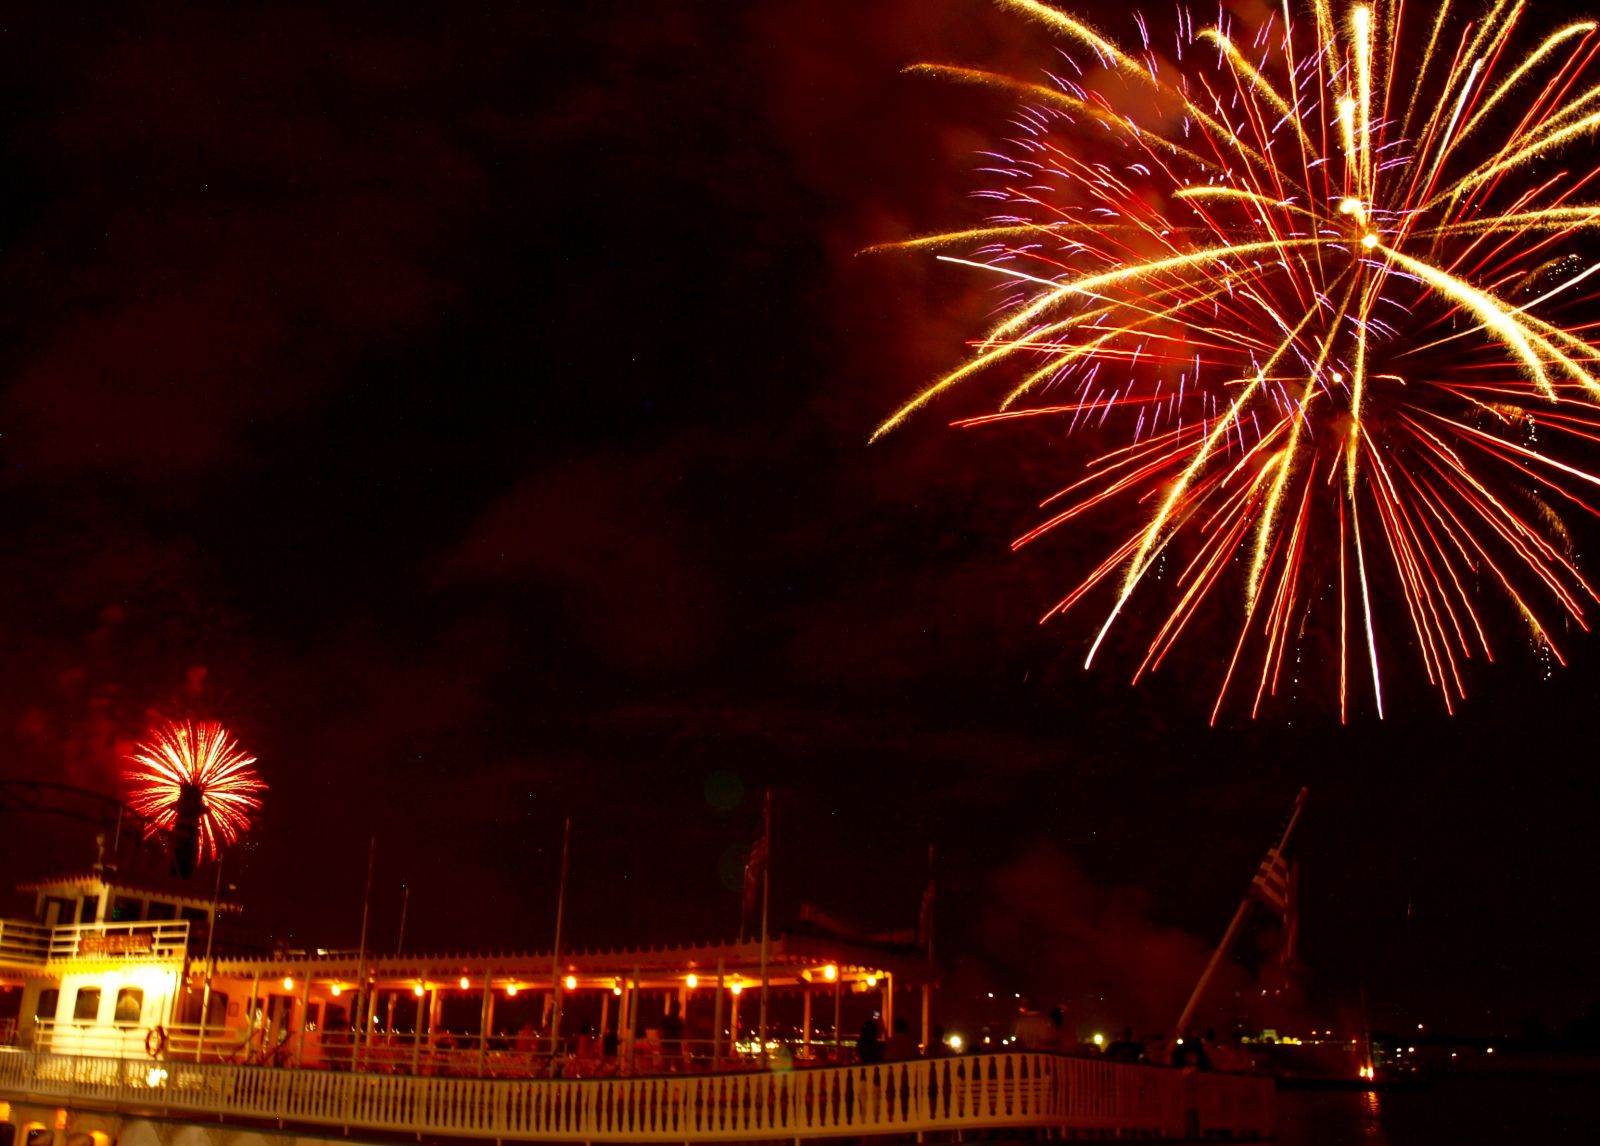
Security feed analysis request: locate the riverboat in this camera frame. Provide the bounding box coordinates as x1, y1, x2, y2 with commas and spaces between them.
0, 867, 1275, 1146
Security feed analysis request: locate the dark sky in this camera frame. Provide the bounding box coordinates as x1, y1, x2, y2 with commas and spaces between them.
1, 0, 1597, 1041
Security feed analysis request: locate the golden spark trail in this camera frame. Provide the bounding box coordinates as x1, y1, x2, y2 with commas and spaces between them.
1457, 23, 1600, 145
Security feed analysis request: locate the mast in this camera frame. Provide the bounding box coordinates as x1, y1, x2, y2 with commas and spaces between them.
757, 788, 772, 1051
921, 844, 935, 1050
353, 834, 376, 1069
1172, 787, 1308, 1038
549, 814, 572, 1056
196, 853, 226, 1060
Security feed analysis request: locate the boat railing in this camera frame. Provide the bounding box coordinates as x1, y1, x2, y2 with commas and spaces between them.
0, 1047, 1275, 1141
49, 1024, 861, 1076
33, 1021, 248, 1063
27, 1022, 1269, 1103
46, 919, 191, 963
0, 919, 51, 965
331, 1034, 853, 1077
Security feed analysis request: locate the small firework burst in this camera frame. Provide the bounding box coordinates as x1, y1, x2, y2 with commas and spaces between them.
125, 720, 265, 869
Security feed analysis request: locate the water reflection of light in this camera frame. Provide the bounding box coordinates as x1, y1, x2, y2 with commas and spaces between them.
1361, 1088, 1383, 1140
1275, 1089, 1390, 1146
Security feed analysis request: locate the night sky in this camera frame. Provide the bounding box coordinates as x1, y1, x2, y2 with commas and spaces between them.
2, 0, 1598, 1042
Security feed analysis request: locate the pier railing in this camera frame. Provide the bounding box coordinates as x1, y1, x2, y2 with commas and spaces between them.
0, 1048, 1272, 1141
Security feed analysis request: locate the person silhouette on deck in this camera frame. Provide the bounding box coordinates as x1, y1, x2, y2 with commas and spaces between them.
886, 1017, 918, 1060
857, 1018, 884, 1064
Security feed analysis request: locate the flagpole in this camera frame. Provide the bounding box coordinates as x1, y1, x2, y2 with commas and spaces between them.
353, 834, 376, 1071
920, 844, 934, 1051
196, 852, 225, 1061
757, 788, 771, 1053
739, 875, 749, 944
1172, 788, 1308, 1039
1172, 899, 1251, 1041
550, 815, 572, 1059
396, 884, 410, 954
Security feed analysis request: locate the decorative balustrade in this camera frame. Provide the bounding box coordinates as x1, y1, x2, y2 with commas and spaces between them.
0, 1048, 1273, 1141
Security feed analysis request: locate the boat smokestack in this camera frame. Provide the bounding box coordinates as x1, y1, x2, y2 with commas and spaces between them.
171, 784, 204, 878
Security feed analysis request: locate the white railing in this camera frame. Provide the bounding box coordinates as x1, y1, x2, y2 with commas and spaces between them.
33, 1023, 251, 1064
32, 1023, 153, 1060
0, 919, 51, 965
0, 1049, 1273, 1141
46, 919, 190, 963
32, 1022, 815, 1075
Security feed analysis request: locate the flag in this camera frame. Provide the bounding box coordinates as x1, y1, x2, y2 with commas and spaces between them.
740, 789, 770, 937
1172, 789, 1307, 1039
742, 833, 768, 922
1251, 845, 1291, 917
1251, 788, 1307, 919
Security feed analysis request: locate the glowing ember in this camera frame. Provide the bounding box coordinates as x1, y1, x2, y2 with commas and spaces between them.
876, 0, 1600, 720
126, 719, 265, 863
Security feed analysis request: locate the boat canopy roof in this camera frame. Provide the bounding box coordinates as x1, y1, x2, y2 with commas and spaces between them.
18, 870, 236, 914
212, 930, 936, 990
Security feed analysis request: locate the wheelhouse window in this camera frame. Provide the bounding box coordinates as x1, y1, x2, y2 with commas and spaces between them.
114, 988, 144, 1025
34, 989, 58, 1022
41, 898, 72, 927
72, 988, 100, 1023
110, 897, 143, 922
180, 906, 209, 944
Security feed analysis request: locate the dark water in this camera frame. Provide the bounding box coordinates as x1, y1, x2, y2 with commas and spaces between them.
1276, 1074, 1600, 1145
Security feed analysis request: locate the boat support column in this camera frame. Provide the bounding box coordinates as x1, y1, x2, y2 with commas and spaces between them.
832, 974, 841, 1061
295, 971, 312, 1067
478, 964, 495, 1077
711, 959, 724, 1070
626, 963, 641, 1074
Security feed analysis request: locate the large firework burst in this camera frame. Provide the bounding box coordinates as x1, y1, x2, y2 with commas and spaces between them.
125, 719, 265, 867
876, 0, 1600, 719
